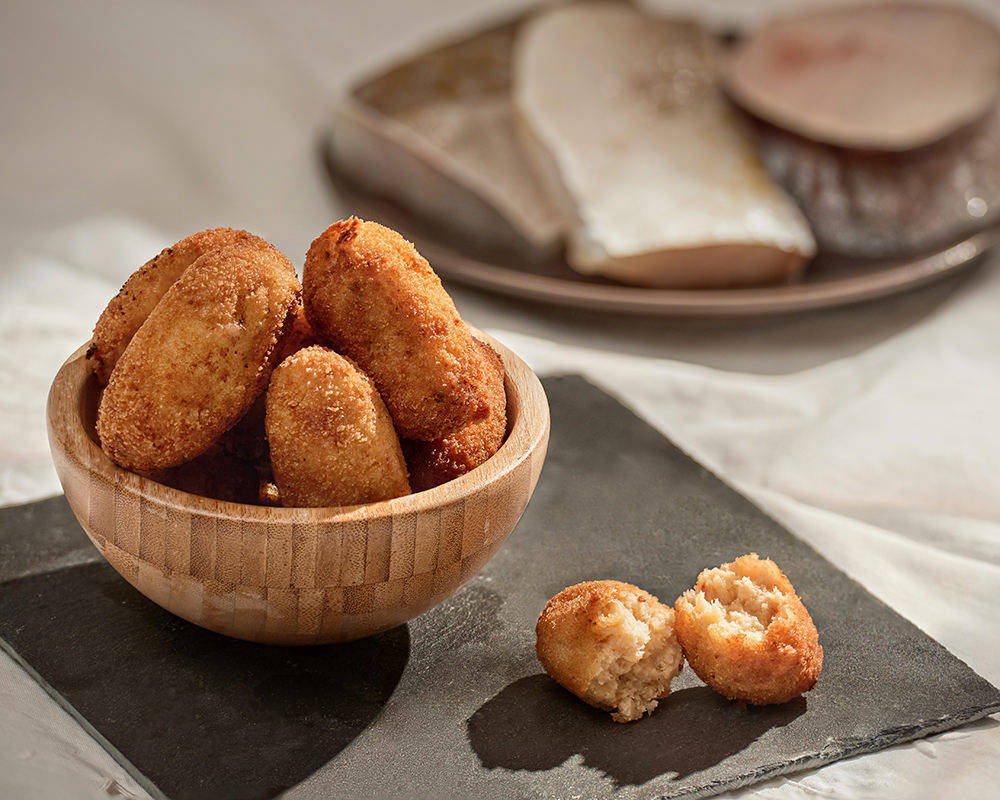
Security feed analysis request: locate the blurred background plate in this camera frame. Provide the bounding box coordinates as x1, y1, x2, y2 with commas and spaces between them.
323, 150, 999, 317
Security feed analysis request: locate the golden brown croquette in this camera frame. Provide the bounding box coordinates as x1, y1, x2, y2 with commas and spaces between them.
674, 553, 822, 705
403, 339, 507, 492
88, 228, 290, 384
96, 240, 300, 471
303, 217, 491, 441
265, 346, 411, 507
536, 580, 684, 722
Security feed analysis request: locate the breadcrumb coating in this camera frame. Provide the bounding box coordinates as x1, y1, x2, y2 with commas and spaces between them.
536, 580, 683, 722
258, 479, 282, 507
403, 339, 507, 492
303, 217, 490, 441
674, 553, 822, 705
96, 241, 300, 471
88, 228, 289, 384
265, 346, 411, 507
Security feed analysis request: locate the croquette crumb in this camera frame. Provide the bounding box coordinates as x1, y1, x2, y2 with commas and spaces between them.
536, 580, 683, 723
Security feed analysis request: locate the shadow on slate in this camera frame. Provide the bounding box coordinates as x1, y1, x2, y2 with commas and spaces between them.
469, 675, 806, 786
0, 560, 409, 800
1, 375, 999, 800
0, 493, 102, 582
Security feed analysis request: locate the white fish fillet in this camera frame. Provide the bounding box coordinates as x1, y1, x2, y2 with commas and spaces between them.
514, 2, 816, 288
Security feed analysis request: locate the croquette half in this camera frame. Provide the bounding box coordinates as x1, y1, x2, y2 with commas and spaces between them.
674, 553, 822, 705
536, 580, 684, 722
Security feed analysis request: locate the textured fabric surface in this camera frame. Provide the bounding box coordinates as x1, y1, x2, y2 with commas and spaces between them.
2, 1, 999, 798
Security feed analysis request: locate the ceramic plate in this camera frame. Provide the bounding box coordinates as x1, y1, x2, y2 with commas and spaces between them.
323, 150, 997, 317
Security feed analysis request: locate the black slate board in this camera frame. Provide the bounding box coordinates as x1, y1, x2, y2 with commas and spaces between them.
1, 375, 998, 800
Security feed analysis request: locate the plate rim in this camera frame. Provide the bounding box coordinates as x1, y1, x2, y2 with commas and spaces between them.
323, 148, 998, 317
418, 229, 996, 316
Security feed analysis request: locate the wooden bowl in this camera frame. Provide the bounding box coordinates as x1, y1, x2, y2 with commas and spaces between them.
46, 334, 549, 645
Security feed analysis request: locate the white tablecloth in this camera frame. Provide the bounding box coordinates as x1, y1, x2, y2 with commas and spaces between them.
2, 2, 998, 798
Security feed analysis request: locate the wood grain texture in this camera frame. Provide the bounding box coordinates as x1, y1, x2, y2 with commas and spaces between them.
46, 333, 548, 645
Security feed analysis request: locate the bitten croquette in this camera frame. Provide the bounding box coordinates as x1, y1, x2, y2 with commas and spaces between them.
674, 553, 822, 705
536, 580, 684, 722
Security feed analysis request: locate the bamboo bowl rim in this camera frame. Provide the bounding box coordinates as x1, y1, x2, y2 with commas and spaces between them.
47, 331, 549, 526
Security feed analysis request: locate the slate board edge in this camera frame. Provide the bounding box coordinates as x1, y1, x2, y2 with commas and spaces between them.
0, 635, 168, 800
539, 374, 1000, 798
659, 701, 1000, 800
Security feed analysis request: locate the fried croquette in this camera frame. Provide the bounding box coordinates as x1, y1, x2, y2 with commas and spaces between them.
88, 228, 287, 384
265, 346, 411, 507
674, 553, 822, 705
303, 217, 491, 441
536, 580, 684, 723
96, 241, 300, 472
403, 339, 507, 492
